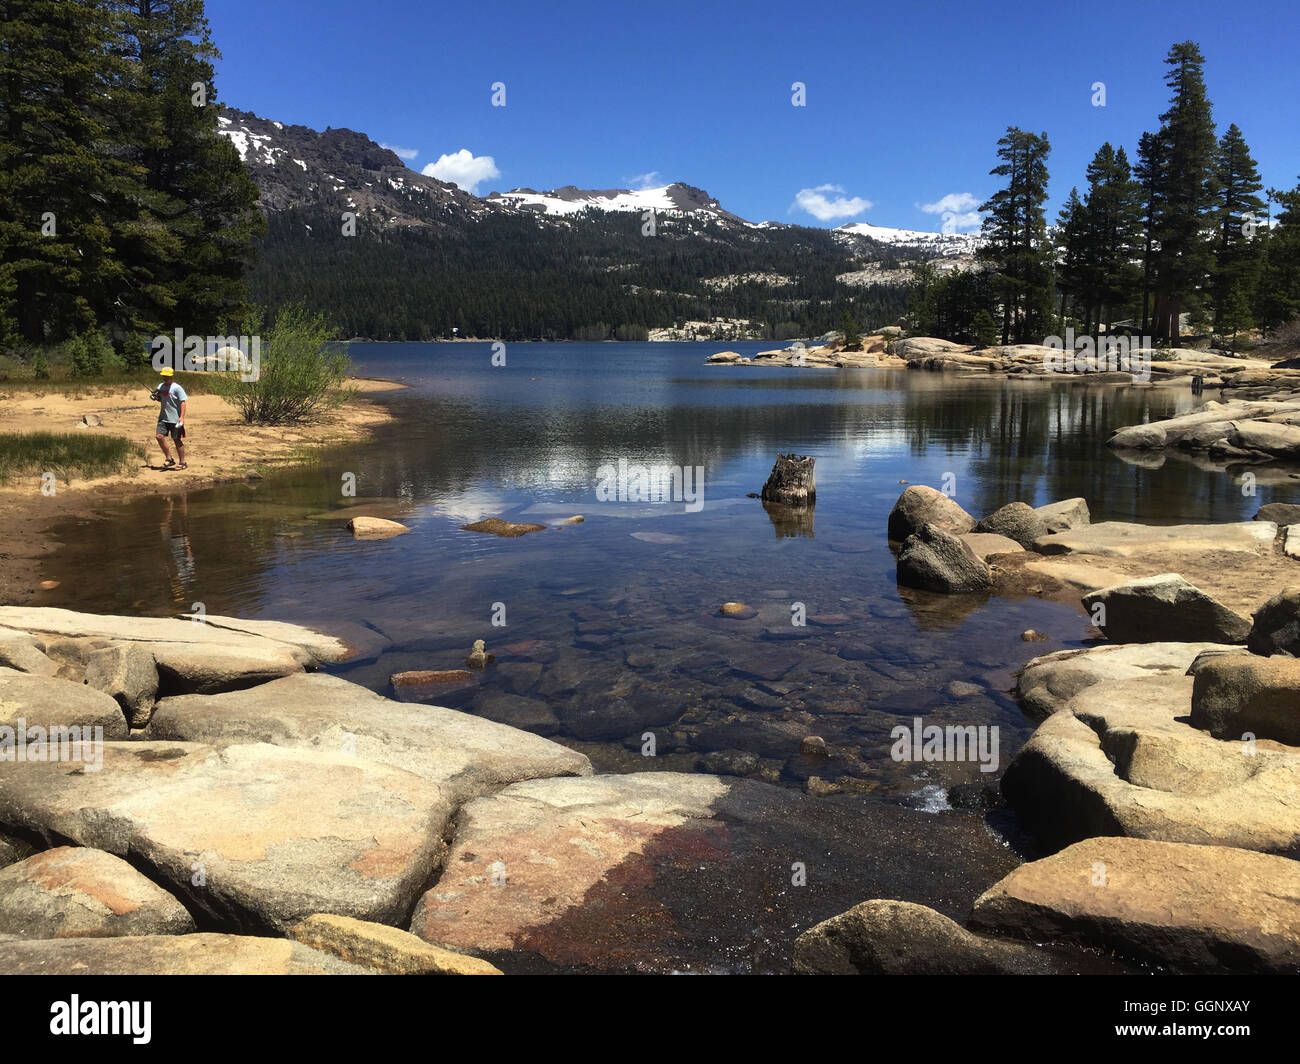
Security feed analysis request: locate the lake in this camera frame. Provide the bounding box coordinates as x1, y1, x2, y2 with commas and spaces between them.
40, 342, 1298, 804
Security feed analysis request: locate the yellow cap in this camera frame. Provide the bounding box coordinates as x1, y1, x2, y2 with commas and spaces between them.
159, 367, 174, 377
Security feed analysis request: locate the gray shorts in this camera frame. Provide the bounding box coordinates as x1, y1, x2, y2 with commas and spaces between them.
156, 421, 184, 440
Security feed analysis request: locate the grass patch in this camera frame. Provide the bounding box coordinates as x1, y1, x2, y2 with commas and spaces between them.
0, 367, 214, 398
0, 432, 147, 485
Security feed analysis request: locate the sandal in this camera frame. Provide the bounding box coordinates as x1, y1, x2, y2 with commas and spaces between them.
176, 463, 188, 469
163, 458, 176, 468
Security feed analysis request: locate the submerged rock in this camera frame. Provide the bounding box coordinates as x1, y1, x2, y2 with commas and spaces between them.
461, 518, 546, 538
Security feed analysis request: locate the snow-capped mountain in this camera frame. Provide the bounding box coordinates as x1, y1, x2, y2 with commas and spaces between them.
836, 221, 982, 257
486, 183, 749, 226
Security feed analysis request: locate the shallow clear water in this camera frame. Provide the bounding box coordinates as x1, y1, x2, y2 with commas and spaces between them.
42, 342, 1300, 797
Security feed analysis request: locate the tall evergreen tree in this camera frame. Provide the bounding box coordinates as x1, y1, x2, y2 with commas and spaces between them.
1255, 177, 1300, 330
1209, 122, 1265, 328
1076, 143, 1143, 332
101, 0, 262, 345
978, 126, 1054, 344
0, 0, 121, 343
1055, 187, 1087, 323
1132, 130, 1163, 334
1148, 41, 1217, 342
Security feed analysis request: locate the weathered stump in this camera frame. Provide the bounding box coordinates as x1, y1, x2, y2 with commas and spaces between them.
761, 453, 816, 507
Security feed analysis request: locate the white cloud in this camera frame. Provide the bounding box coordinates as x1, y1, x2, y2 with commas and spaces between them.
919, 193, 983, 233
626, 171, 663, 190
919, 192, 980, 215
938, 210, 982, 234
380, 143, 419, 160
790, 184, 873, 221
422, 150, 501, 194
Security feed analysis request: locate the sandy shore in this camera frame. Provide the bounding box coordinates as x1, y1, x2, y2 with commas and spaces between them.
0, 378, 401, 604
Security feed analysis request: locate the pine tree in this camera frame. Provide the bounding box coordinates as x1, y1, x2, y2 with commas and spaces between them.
1055, 187, 1087, 325
1077, 143, 1143, 333
1255, 178, 1300, 330
1133, 130, 1163, 334
101, 0, 263, 345
0, 0, 121, 344
1209, 123, 1266, 328
1148, 41, 1217, 342
979, 127, 1054, 345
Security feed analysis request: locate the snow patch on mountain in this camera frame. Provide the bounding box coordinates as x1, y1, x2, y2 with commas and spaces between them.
836, 221, 982, 256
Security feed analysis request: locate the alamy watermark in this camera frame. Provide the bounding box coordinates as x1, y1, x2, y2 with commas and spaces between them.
0, 718, 103, 771
890, 717, 999, 773
151, 329, 261, 381
595, 458, 705, 512
1042, 329, 1152, 382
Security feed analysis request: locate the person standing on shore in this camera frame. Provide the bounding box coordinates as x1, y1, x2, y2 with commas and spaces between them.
150, 367, 188, 469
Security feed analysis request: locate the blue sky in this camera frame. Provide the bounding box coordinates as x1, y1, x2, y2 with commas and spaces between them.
207, 0, 1300, 232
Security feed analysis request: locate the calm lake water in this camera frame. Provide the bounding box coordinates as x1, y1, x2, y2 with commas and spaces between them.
42, 342, 1300, 802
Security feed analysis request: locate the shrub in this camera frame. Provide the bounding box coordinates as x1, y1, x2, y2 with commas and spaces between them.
210, 305, 354, 424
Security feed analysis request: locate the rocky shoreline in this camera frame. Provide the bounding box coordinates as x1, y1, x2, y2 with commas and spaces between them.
794, 486, 1300, 974
708, 332, 1300, 393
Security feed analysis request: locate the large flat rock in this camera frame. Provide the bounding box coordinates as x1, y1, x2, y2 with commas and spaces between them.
1003, 674, 1300, 854
0, 741, 452, 933
1016, 642, 1238, 721
144, 673, 591, 804
0, 846, 194, 939
971, 837, 1300, 973
409, 772, 1022, 973
0, 606, 336, 665
0, 933, 373, 974
1032, 520, 1276, 558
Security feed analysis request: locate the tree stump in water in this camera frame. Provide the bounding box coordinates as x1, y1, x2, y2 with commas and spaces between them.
761, 453, 815, 507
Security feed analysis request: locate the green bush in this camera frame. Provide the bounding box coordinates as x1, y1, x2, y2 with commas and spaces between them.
210, 305, 354, 424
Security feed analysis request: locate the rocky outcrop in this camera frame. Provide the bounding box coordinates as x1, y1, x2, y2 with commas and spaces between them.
83, 644, 159, 727
288, 914, 501, 975
0, 847, 194, 939
1108, 396, 1300, 457
971, 837, 1300, 973
143, 673, 591, 804
1033, 497, 1090, 533
408, 772, 1020, 973
0, 668, 129, 739
1015, 642, 1237, 721
0, 933, 374, 975
792, 899, 1069, 974
1190, 654, 1300, 745
1003, 673, 1300, 853
887, 485, 975, 541
974, 502, 1048, 548
1081, 574, 1252, 644
0, 741, 452, 933
896, 525, 991, 593
1032, 520, 1276, 557
1247, 587, 1300, 656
